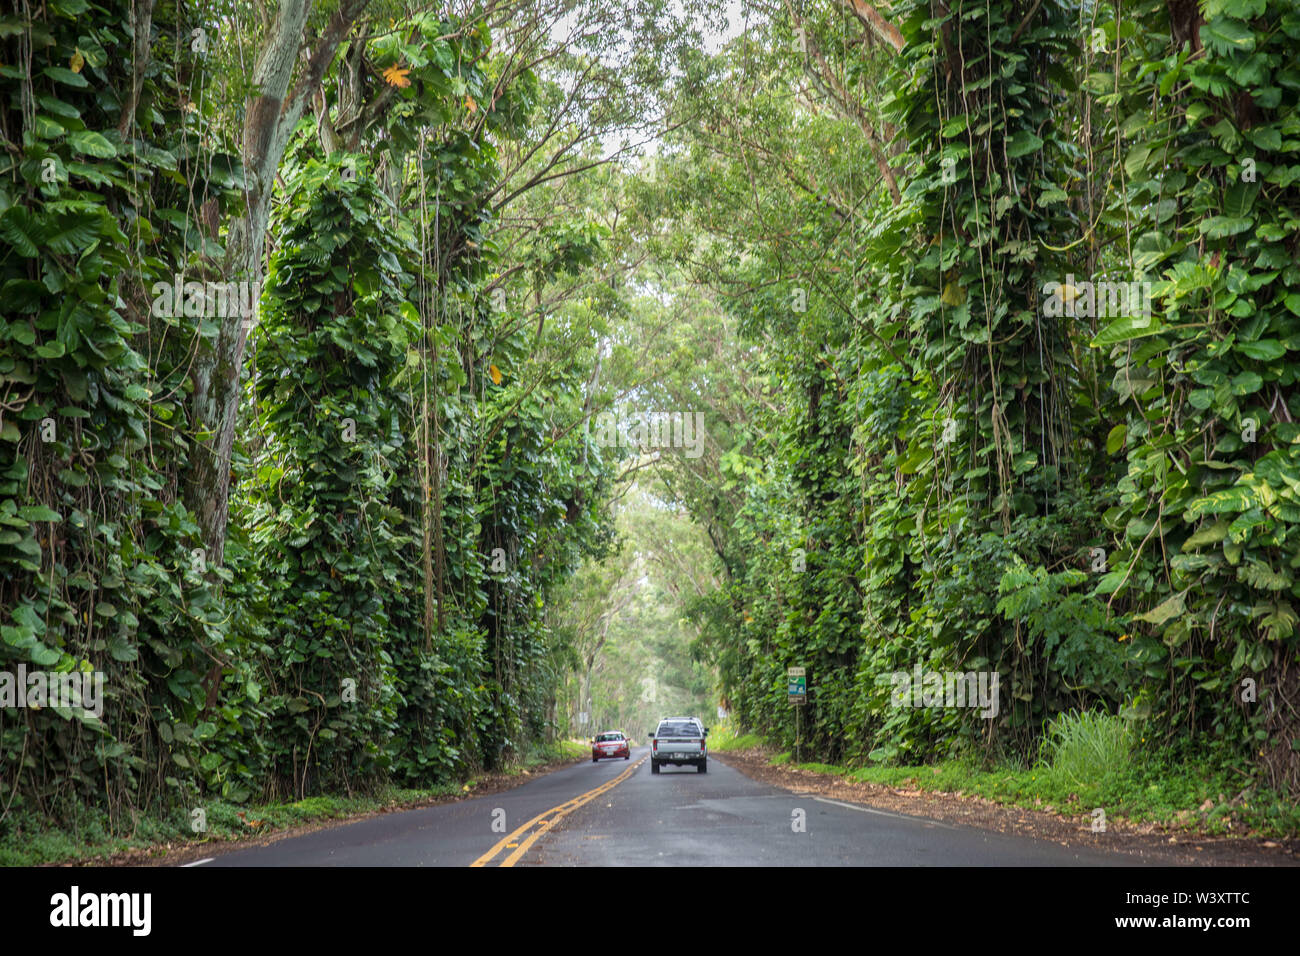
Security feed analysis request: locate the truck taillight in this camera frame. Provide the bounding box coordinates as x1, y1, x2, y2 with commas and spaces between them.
652, 739, 657, 751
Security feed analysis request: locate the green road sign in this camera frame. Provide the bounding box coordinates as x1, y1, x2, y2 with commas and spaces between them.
787, 666, 806, 703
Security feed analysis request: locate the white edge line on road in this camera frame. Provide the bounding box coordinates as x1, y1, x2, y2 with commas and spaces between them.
812, 796, 960, 830
181, 857, 214, 867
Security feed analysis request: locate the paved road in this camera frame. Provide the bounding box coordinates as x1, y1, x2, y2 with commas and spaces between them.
201, 747, 1136, 867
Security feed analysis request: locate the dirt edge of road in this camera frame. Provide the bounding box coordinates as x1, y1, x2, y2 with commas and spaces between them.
712, 748, 1300, 866
54, 752, 593, 868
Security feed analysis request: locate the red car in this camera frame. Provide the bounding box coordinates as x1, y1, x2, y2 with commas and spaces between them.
591, 730, 630, 761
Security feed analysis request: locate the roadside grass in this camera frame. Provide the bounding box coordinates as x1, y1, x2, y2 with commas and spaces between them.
555, 737, 589, 759
796, 762, 848, 776
0, 809, 178, 867
841, 754, 1300, 837
1037, 709, 1134, 790
0, 738, 591, 866
512, 737, 588, 768
716, 728, 1300, 838
706, 722, 765, 752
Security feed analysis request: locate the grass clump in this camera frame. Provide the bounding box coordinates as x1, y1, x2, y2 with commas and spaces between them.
1038, 709, 1135, 795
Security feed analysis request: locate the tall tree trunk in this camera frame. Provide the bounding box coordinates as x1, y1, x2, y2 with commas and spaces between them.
118, 0, 155, 138
183, 0, 371, 563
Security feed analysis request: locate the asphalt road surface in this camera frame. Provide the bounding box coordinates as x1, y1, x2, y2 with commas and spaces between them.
199, 748, 1136, 867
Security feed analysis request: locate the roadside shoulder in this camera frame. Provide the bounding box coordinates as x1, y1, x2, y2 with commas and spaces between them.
711, 748, 1300, 867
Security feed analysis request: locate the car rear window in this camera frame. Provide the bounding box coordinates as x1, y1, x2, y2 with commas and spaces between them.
596, 733, 622, 741
656, 722, 699, 737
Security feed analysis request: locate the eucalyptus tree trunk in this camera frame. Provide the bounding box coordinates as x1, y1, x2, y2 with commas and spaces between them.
183, 0, 370, 563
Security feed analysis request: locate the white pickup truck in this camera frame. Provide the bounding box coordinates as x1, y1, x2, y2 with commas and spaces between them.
648, 717, 708, 773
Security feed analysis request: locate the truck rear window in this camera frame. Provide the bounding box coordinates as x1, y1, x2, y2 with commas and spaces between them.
657, 723, 698, 737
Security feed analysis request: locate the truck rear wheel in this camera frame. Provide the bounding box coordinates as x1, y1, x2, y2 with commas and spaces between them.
697, 759, 707, 773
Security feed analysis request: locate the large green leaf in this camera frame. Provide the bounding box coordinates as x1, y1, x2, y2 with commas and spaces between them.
0, 206, 41, 257
1200, 18, 1256, 55
1184, 485, 1256, 519
1092, 315, 1164, 347
66, 130, 116, 158
1136, 592, 1186, 625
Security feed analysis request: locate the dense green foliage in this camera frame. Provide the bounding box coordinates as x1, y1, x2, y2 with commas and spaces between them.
0, 1, 626, 830
647, 0, 1300, 800
1, 0, 244, 821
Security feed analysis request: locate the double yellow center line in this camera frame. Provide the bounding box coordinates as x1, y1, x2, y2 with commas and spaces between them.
470, 755, 646, 867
